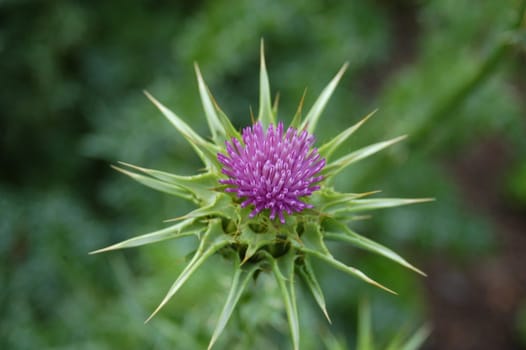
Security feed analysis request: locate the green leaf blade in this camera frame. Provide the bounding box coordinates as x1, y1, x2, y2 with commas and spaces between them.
270, 253, 300, 350
325, 231, 426, 276
116, 162, 219, 203
300, 63, 348, 134
289, 89, 307, 129
356, 298, 374, 350
144, 91, 220, 170
195, 63, 226, 144
145, 220, 230, 323
297, 257, 331, 323
317, 189, 381, 213
324, 135, 407, 176
208, 259, 261, 350
386, 324, 431, 350
319, 109, 377, 159
112, 165, 192, 200
214, 105, 242, 141
257, 40, 275, 128
337, 198, 434, 214
301, 248, 396, 295
89, 219, 202, 254
397, 324, 431, 350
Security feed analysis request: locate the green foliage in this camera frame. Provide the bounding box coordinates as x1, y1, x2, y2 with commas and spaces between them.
88, 50, 429, 348
356, 299, 430, 350
2, 0, 525, 349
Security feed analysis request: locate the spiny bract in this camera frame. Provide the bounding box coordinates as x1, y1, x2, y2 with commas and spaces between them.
91, 42, 431, 350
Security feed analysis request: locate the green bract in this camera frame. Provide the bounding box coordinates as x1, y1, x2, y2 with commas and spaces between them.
92, 42, 431, 350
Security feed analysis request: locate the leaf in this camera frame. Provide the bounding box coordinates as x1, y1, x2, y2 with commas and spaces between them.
397, 324, 431, 350
318, 109, 377, 159
272, 92, 280, 119
194, 63, 240, 145
316, 189, 380, 212
112, 165, 192, 200
321, 332, 348, 350
325, 231, 426, 276
89, 219, 203, 254
297, 257, 331, 323
270, 252, 300, 350
208, 257, 261, 350
145, 220, 230, 322
213, 102, 242, 141
289, 88, 308, 129
300, 247, 396, 295
117, 162, 218, 203
386, 324, 431, 350
356, 298, 374, 350
165, 193, 236, 222
332, 198, 434, 214
323, 135, 407, 176
321, 217, 426, 275
300, 63, 348, 134
144, 91, 220, 170
257, 40, 275, 128
195, 63, 227, 144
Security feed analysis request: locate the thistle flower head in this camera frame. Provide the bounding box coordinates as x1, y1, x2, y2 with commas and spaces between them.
92, 42, 432, 350
218, 121, 325, 223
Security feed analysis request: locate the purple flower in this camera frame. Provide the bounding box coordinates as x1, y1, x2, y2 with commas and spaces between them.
217, 121, 326, 223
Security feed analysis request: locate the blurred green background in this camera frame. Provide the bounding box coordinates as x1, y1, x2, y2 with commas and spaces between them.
1, 0, 525, 349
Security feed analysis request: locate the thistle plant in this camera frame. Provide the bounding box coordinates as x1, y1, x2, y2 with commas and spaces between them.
92, 42, 431, 350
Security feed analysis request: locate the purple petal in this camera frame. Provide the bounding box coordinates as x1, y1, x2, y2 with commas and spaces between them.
217, 121, 325, 223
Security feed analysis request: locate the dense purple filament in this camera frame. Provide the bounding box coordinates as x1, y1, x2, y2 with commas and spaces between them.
217, 121, 325, 223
